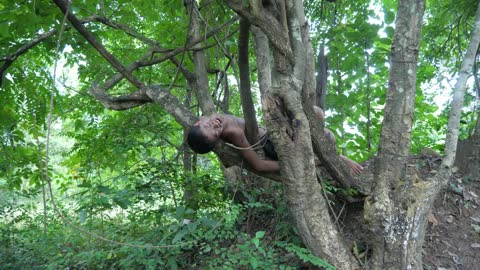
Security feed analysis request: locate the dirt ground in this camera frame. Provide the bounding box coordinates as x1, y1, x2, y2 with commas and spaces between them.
336, 154, 480, 270
423, 171, 480, 270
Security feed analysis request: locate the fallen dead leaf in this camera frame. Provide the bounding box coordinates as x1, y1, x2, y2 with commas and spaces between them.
471, 243, 480, 248
446, 215, 455, 223
463, 190, 479, 202
472, 224, 480, 234
471, 216, 480, 223
428, 213, 439, 226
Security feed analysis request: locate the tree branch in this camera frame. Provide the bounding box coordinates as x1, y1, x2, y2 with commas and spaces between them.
443, 1, 480, 167
0, 29, 55, 86
184, 0, 216, 114
305, 106, 358, 189
88, 15, 158, 46
315, 46, 328, 109
87, 15, 239, 91
89, 85, 151, 110
82, 16, 239, 116
144, 85, 197, 128
224, 0, 293, 63
238, 19, 259, 143
53, 0, 145, 89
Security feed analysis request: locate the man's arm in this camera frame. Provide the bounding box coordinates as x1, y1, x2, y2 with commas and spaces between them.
229, 130, 280, 172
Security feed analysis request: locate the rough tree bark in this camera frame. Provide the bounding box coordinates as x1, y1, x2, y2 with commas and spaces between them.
365, 1, 480, 269
247, 0, 359, 268
184, 0, 216, 115
445, 1, 480, 168
315, 45, 328, 109
364, 0, 427, 269
238, 18, 259, 144
453, 3, 480, 178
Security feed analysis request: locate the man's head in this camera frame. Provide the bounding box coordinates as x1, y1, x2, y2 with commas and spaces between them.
187, 115, 223, 154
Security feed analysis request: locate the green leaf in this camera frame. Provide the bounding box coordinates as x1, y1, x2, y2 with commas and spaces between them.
187, 221, 198, 232
0, 21, 8, 37
97, 185, 111, 194
252, 238, 260, 248
249, 257, 258, 269
384, 9, 396, 24
255, 231, 265, 239
200, 217, 219, 228
378, 37, 392, 45
168, 257, 178, 270
385, 26, 395, 37
172, 228, 189, 243
175, 206, 186, 219
77, 182, 91, 188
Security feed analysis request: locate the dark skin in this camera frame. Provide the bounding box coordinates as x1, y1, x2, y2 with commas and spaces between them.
194, 106, 363, 174
194, 113, 280, 172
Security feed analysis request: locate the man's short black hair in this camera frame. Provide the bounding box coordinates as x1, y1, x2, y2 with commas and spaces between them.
187, 125, 216, 154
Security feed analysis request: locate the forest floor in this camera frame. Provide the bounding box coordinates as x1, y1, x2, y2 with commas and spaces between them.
423, 169, 480, 270
333, 154, 480, 270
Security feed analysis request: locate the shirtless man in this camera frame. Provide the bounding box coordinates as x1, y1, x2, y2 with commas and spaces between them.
187, 106, 363, 175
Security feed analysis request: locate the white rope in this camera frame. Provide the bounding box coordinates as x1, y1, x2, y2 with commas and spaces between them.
225, 132, 269, 151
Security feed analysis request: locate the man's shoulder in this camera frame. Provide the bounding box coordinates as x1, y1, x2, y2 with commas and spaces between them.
223, 114, 244, 123
223, 125, 244, 137
221, 124, 246, 145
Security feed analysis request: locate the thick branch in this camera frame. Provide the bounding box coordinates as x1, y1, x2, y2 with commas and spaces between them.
145, 85, 197, 128
185, 0, 216, 114
305, 106, 358, 189
224, 0, 293, 63
89, 85, 151, 110
238, 19, 259, 143
315, 46, 328, 109
286, 0, 306, 91
375, 0, 425, 187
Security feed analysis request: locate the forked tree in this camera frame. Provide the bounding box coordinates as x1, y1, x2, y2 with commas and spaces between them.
2, 0, 480, 269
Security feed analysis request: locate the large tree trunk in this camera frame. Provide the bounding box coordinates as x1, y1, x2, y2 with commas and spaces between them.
364, 0, 427, 269
365, 1, 480, 269
247, 0, 359, 268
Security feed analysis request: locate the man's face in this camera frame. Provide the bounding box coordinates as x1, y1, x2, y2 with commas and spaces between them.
194, 115, 223, 143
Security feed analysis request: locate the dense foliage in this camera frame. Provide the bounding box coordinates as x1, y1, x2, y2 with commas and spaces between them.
0, 0, 478, 269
